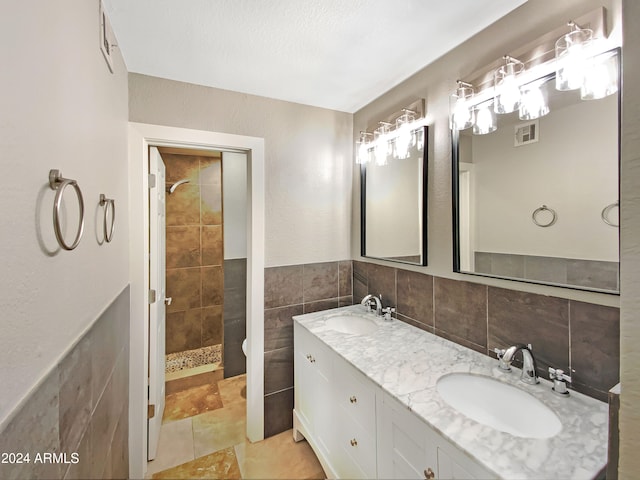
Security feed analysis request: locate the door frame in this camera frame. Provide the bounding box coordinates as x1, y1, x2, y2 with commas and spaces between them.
128, 122, 265, 479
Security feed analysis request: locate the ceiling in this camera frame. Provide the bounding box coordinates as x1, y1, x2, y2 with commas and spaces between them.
104, 0, 527, 113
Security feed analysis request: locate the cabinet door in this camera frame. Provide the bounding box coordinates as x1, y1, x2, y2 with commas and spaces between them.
377, 393, 438, 480
293, 324, 333, 459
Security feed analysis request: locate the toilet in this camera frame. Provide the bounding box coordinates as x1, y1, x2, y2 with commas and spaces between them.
242, 338, 247, 356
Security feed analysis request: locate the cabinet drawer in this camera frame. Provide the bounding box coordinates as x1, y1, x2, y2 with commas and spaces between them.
334, 409, 377, 479
333, 355, 376, 434
294, 323, 331, 379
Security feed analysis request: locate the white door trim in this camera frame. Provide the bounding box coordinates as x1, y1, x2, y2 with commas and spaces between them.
127, 122, 265, 480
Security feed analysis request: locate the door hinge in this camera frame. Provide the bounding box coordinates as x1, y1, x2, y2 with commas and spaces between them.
148, 404, 155, 419
148, 174, 156, 188
149, 289, 157, 304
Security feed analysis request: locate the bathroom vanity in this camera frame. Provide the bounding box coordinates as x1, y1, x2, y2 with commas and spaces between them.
292, 306, 608, 479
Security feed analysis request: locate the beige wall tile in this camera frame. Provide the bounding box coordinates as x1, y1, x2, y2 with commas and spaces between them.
201, 226, 223, 266
166, 268, 201, 313
167, 226, 201, 268
167, 185, 201, 226
202, 266, 224, 307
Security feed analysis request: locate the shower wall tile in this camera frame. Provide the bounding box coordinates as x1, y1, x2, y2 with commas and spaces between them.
434, 278, 487, 350
167, 309, 202, 354
202, 226, 223, 266
203, 305, 224, 347
488, 287, 569, 376
202, 266, 224, 306
163, 152, 200, 184
163, 152, 224, 357
201, 186, 223, 225
0, 287, 130, 480
570, 301, 620, 400
167, 267, 202, 313
167, 226, 201, 268
166, 185, 201, 226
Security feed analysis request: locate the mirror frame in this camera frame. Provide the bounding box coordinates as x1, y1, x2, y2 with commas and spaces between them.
361, 125, 429, 266
451, 49, 621, 294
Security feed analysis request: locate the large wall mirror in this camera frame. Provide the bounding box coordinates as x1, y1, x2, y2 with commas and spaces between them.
361, 126, 428, 266
452, 50, 620, 294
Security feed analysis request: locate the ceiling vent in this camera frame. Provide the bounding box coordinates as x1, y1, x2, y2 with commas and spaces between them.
514, 120, 539, 147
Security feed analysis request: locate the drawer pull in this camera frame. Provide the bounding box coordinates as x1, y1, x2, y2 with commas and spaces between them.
306, 354, 315, 363
424, 467, 435, 479
350, 438, 358, 447
349, 395, 357, 403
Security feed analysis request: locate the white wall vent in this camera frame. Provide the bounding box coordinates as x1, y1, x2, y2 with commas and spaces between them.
514, 120, 539, 147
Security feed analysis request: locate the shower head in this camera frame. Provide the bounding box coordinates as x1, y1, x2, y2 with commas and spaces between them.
166, 179, 190, 194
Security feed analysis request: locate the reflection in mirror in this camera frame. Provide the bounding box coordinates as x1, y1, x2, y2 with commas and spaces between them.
453, 51, 619, 293
362, 126, 428, 265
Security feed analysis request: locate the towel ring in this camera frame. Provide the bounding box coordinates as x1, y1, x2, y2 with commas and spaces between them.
49, 169, 85, 251
601, 201, 619, 227
100, 194, 116, 243
532, 205, 557, 227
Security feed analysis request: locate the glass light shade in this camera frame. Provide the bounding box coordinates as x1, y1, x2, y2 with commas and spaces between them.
450, 82, 474, 130
473, 101, 497, 135
373, 123, 392, 166
519, 82, 550, 120
394, 110, 416, 159
494, 59, 524, 114
555, 27, 593, 91
581, 51, 619, 100
355, 132, 372, 164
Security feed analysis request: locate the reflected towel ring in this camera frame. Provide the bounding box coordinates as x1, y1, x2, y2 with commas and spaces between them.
49, 169, 85, 251
532, 205, 557, 227
601, 201, 619, 227
100, 194, 116, 243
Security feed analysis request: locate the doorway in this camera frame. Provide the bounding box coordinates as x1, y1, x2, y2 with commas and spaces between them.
128, 123, 265, 480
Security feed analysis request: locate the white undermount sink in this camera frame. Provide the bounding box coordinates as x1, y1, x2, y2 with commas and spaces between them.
325, 314, 379, 336
436, 373, 562, 439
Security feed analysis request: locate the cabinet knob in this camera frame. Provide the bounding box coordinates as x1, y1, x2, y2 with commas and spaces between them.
310, 356, 316, 363
424, 467, 435, 479
350, 438, 358, 447
349, 395, 357, 403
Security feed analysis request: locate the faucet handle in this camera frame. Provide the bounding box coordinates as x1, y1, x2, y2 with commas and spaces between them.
549, 367, 572, 396
382, 306, 396, 321
493, 348, 511, 371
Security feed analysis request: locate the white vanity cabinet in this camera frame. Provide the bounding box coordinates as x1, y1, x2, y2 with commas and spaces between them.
377, 392, 496, 480
293, 322, 334, 462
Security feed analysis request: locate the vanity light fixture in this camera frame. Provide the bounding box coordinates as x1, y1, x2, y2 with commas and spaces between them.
555, 21, 593, 91
356, 131, 373, 164
494, 56, 524, 114
450, 81, 475, 131
473, 100, 497, 135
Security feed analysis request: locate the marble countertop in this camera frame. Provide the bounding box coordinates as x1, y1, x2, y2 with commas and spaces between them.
293, 305, 609, 480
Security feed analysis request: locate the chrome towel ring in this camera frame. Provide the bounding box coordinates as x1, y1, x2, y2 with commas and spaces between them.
532, 205, 557, 227
49, 169, 85, 251
601, 201, 619, 227
99, 194, 116, 243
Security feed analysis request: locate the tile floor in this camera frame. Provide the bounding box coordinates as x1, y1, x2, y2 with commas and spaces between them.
146, 370, 326, 479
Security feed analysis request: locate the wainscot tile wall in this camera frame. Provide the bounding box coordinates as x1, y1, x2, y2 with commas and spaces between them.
0, 286, 130, 480
263, 261, 352, 438
354, 260, 620, 402
224, 258, 247, 378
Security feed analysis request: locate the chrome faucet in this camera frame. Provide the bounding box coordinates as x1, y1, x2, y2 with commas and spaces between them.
499, 343, 539, 385
360, 294, 383, 316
